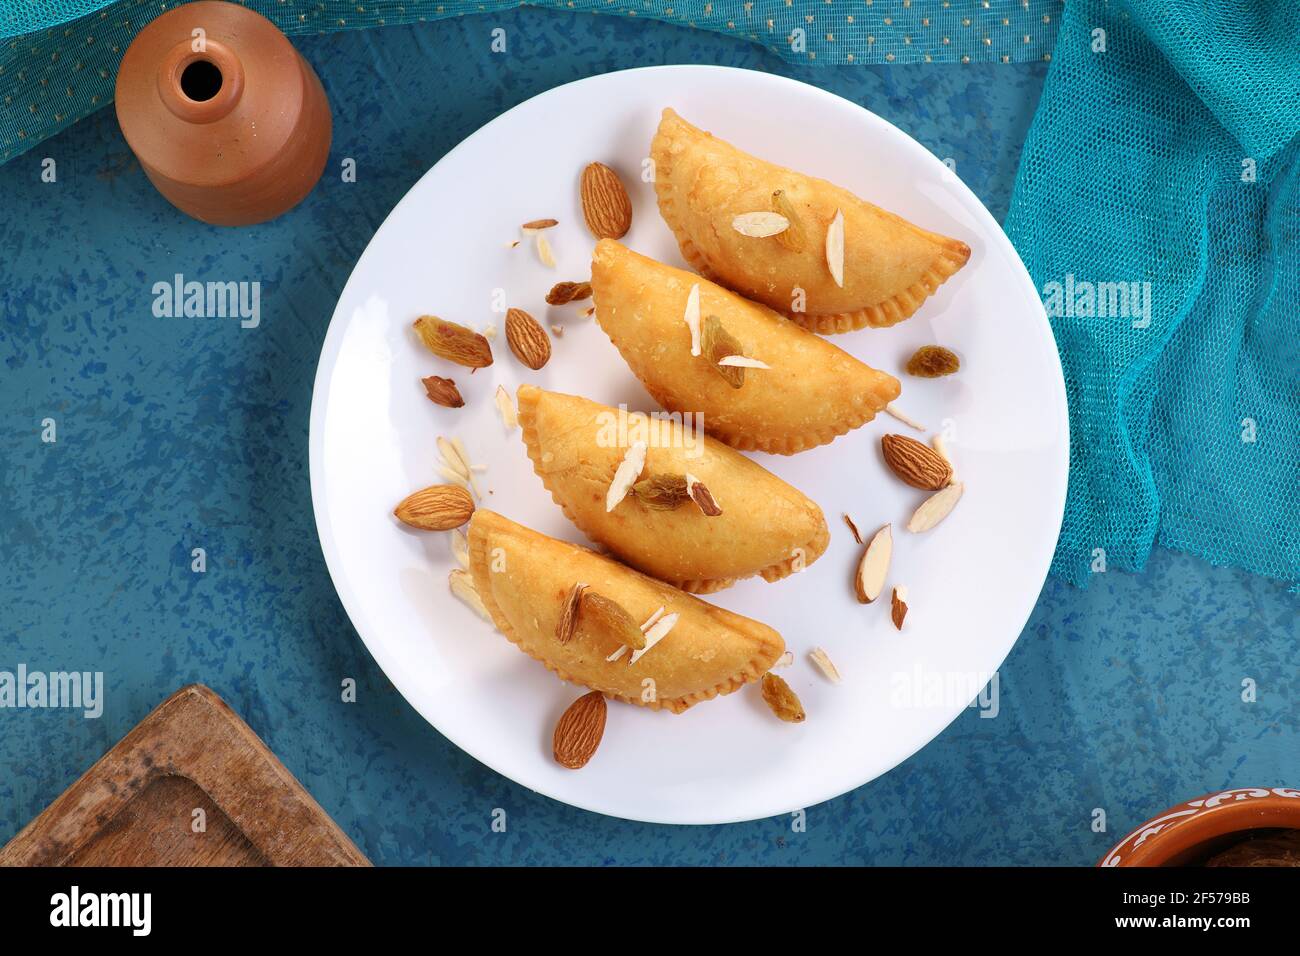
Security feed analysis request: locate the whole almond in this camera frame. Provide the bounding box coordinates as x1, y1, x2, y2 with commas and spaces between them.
505, 308, 551, 370
553, 691, 607, 769
413, 315, 493, 368
580, 162, 632, 239
881, 434, 953, 490
393, 484, 474, 530
421, 375, 464, 408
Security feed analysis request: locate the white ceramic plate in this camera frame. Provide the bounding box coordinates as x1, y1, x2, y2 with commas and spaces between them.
310, 66, 1067, 824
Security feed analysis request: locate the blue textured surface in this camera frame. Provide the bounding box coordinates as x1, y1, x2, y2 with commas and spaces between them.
1, 10, 1295, 865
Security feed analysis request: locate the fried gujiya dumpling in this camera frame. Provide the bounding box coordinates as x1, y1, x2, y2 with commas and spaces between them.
466, 510, 785, 714
590, 240, 901, 455
652, 108, 971, 334
517, 385, 828, 593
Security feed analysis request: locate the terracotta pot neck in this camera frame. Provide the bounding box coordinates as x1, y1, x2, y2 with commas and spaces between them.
157, 38, 244, 124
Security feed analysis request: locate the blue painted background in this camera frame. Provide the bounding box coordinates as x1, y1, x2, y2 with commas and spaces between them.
1, 10, 1295, 865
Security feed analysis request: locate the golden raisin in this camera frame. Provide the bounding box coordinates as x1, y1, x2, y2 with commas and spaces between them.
760, 672, 806, 723
702, 315, 745, 388
771, 190, 807, 253
905, 345, 960, 378
632, 473, 689, 510
580, 591, 645, 650
545, 280, 592, 305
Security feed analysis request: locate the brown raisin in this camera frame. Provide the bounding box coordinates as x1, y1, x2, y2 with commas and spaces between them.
905, 345, 961, 378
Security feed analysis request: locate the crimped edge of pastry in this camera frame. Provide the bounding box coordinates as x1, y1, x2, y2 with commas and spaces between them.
515, 384, 829, 589
782, 239, 970, 334
651, 115, 970, 335
631, 376, 896, 457
466, 510, 782, 714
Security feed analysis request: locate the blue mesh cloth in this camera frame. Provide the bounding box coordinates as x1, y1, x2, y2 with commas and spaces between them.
0, 1, 1062, 162
1005, 0, 1300, 586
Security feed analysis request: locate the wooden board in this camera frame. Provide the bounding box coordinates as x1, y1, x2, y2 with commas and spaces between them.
0, 684, 369, 867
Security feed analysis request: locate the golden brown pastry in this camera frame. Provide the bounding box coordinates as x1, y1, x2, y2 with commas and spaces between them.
590, 239, 901, 454
517, 384, 829, 593
652, 108, 971, 334
467, 510, 785, 713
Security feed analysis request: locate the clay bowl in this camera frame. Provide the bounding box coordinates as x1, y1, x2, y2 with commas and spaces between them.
1100, 787, 1300, 866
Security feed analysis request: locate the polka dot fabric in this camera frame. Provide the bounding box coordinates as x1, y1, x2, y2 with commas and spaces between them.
1005, 0, 1300, 586
1, 0, 1061, 163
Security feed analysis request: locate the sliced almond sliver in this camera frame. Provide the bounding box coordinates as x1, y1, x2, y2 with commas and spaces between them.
825, 209, 845, 288
451, 436, 473, 471
449, 569, 490, 620
536, 232, 556, 268
441, 436, 482, 500
716, 355, 770, 369
684, 283, 702, 357
855, 524, 892, 604
732, 211, 790, 238
555, 582, 587, 644
437, 465, 471, 491
494, 385, 518, 430
437, 436, 468, 480
684, 473, 722, 516
605, 440, 648, 512
883, 402, 926, 432
772, 650, 794, 669
907, 482, 964, 533
629, 612, 679, 665
450, 528, 470, 569
809, 647, 842, 683
891, 585, 909, 630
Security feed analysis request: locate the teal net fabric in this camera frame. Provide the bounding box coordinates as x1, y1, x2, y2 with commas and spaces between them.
1, 0, 1062, 162
1005, 0, 1300, 586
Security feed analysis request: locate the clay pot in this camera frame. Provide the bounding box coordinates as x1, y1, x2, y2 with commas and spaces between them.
115, 0, 332, 226
1100, 787, 1300, 866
